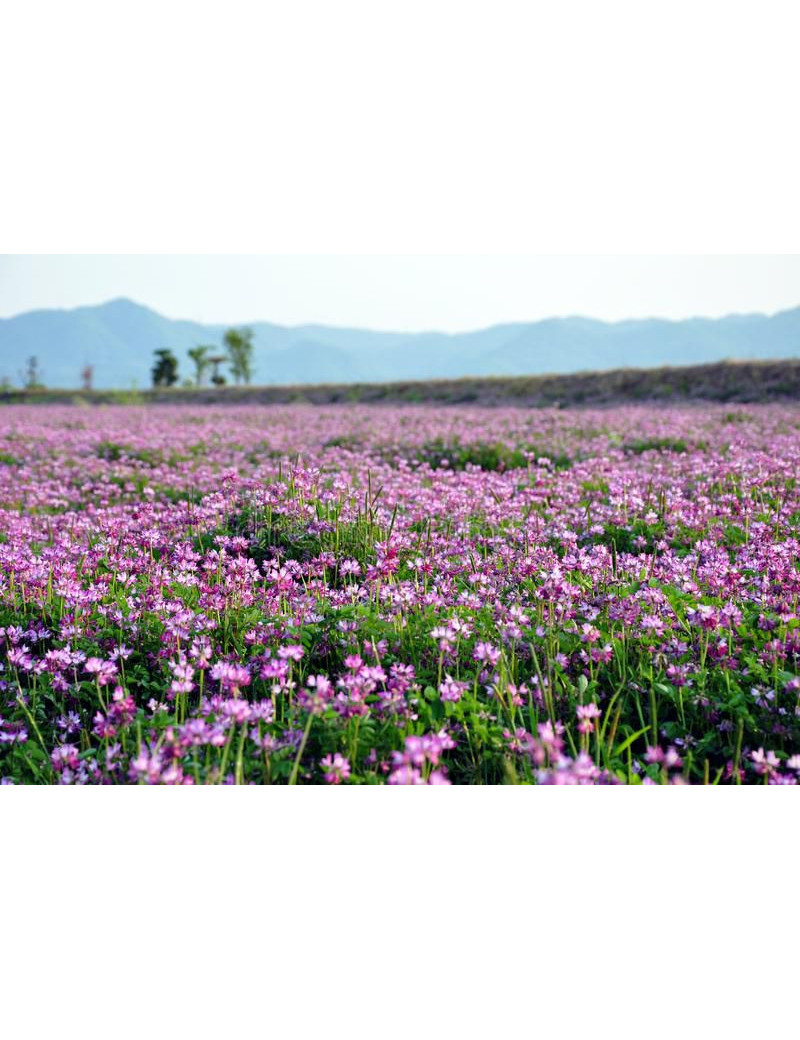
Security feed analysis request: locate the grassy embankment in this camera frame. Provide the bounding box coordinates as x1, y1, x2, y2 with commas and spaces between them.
2, 358, 800, 407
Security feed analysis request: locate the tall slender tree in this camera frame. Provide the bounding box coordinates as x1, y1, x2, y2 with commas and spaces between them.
188, 345, 212, 386
20, 356, 44, 389
223, 327, 255, 385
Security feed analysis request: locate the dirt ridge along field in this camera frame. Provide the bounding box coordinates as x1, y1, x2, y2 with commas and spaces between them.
3, 358, 800, 408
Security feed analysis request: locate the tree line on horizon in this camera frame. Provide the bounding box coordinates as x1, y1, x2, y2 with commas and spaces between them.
151, 327, 255, 388
1, 326, 256, 393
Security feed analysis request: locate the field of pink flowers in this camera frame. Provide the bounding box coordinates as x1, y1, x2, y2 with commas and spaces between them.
1, 402, 799, 784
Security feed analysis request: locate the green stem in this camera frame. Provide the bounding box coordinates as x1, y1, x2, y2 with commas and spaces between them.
288, 713, 314, 786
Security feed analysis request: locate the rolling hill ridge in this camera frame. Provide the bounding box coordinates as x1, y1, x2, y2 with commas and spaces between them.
1, 297, 798, 389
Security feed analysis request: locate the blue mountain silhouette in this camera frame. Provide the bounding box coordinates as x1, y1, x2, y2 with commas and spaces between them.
1, 297, 798, 389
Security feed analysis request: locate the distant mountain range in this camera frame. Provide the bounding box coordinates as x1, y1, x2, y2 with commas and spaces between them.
1, 297, 798, 389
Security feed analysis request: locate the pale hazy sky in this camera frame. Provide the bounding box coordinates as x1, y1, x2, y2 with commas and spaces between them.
1, 255, 798, 331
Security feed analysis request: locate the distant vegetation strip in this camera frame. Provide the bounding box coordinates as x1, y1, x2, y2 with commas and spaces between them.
2, 358, 800, 408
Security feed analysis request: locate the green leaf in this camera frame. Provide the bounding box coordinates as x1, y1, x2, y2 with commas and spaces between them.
614, 726, 650, 756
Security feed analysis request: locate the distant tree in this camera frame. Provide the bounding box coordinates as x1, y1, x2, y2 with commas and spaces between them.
20, 356, 44, 390
188, 345, 213, 386
208, 354, 228, 386
81, 364, 94, 392
223, 327, 255, 385
152, 348, 179, 387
